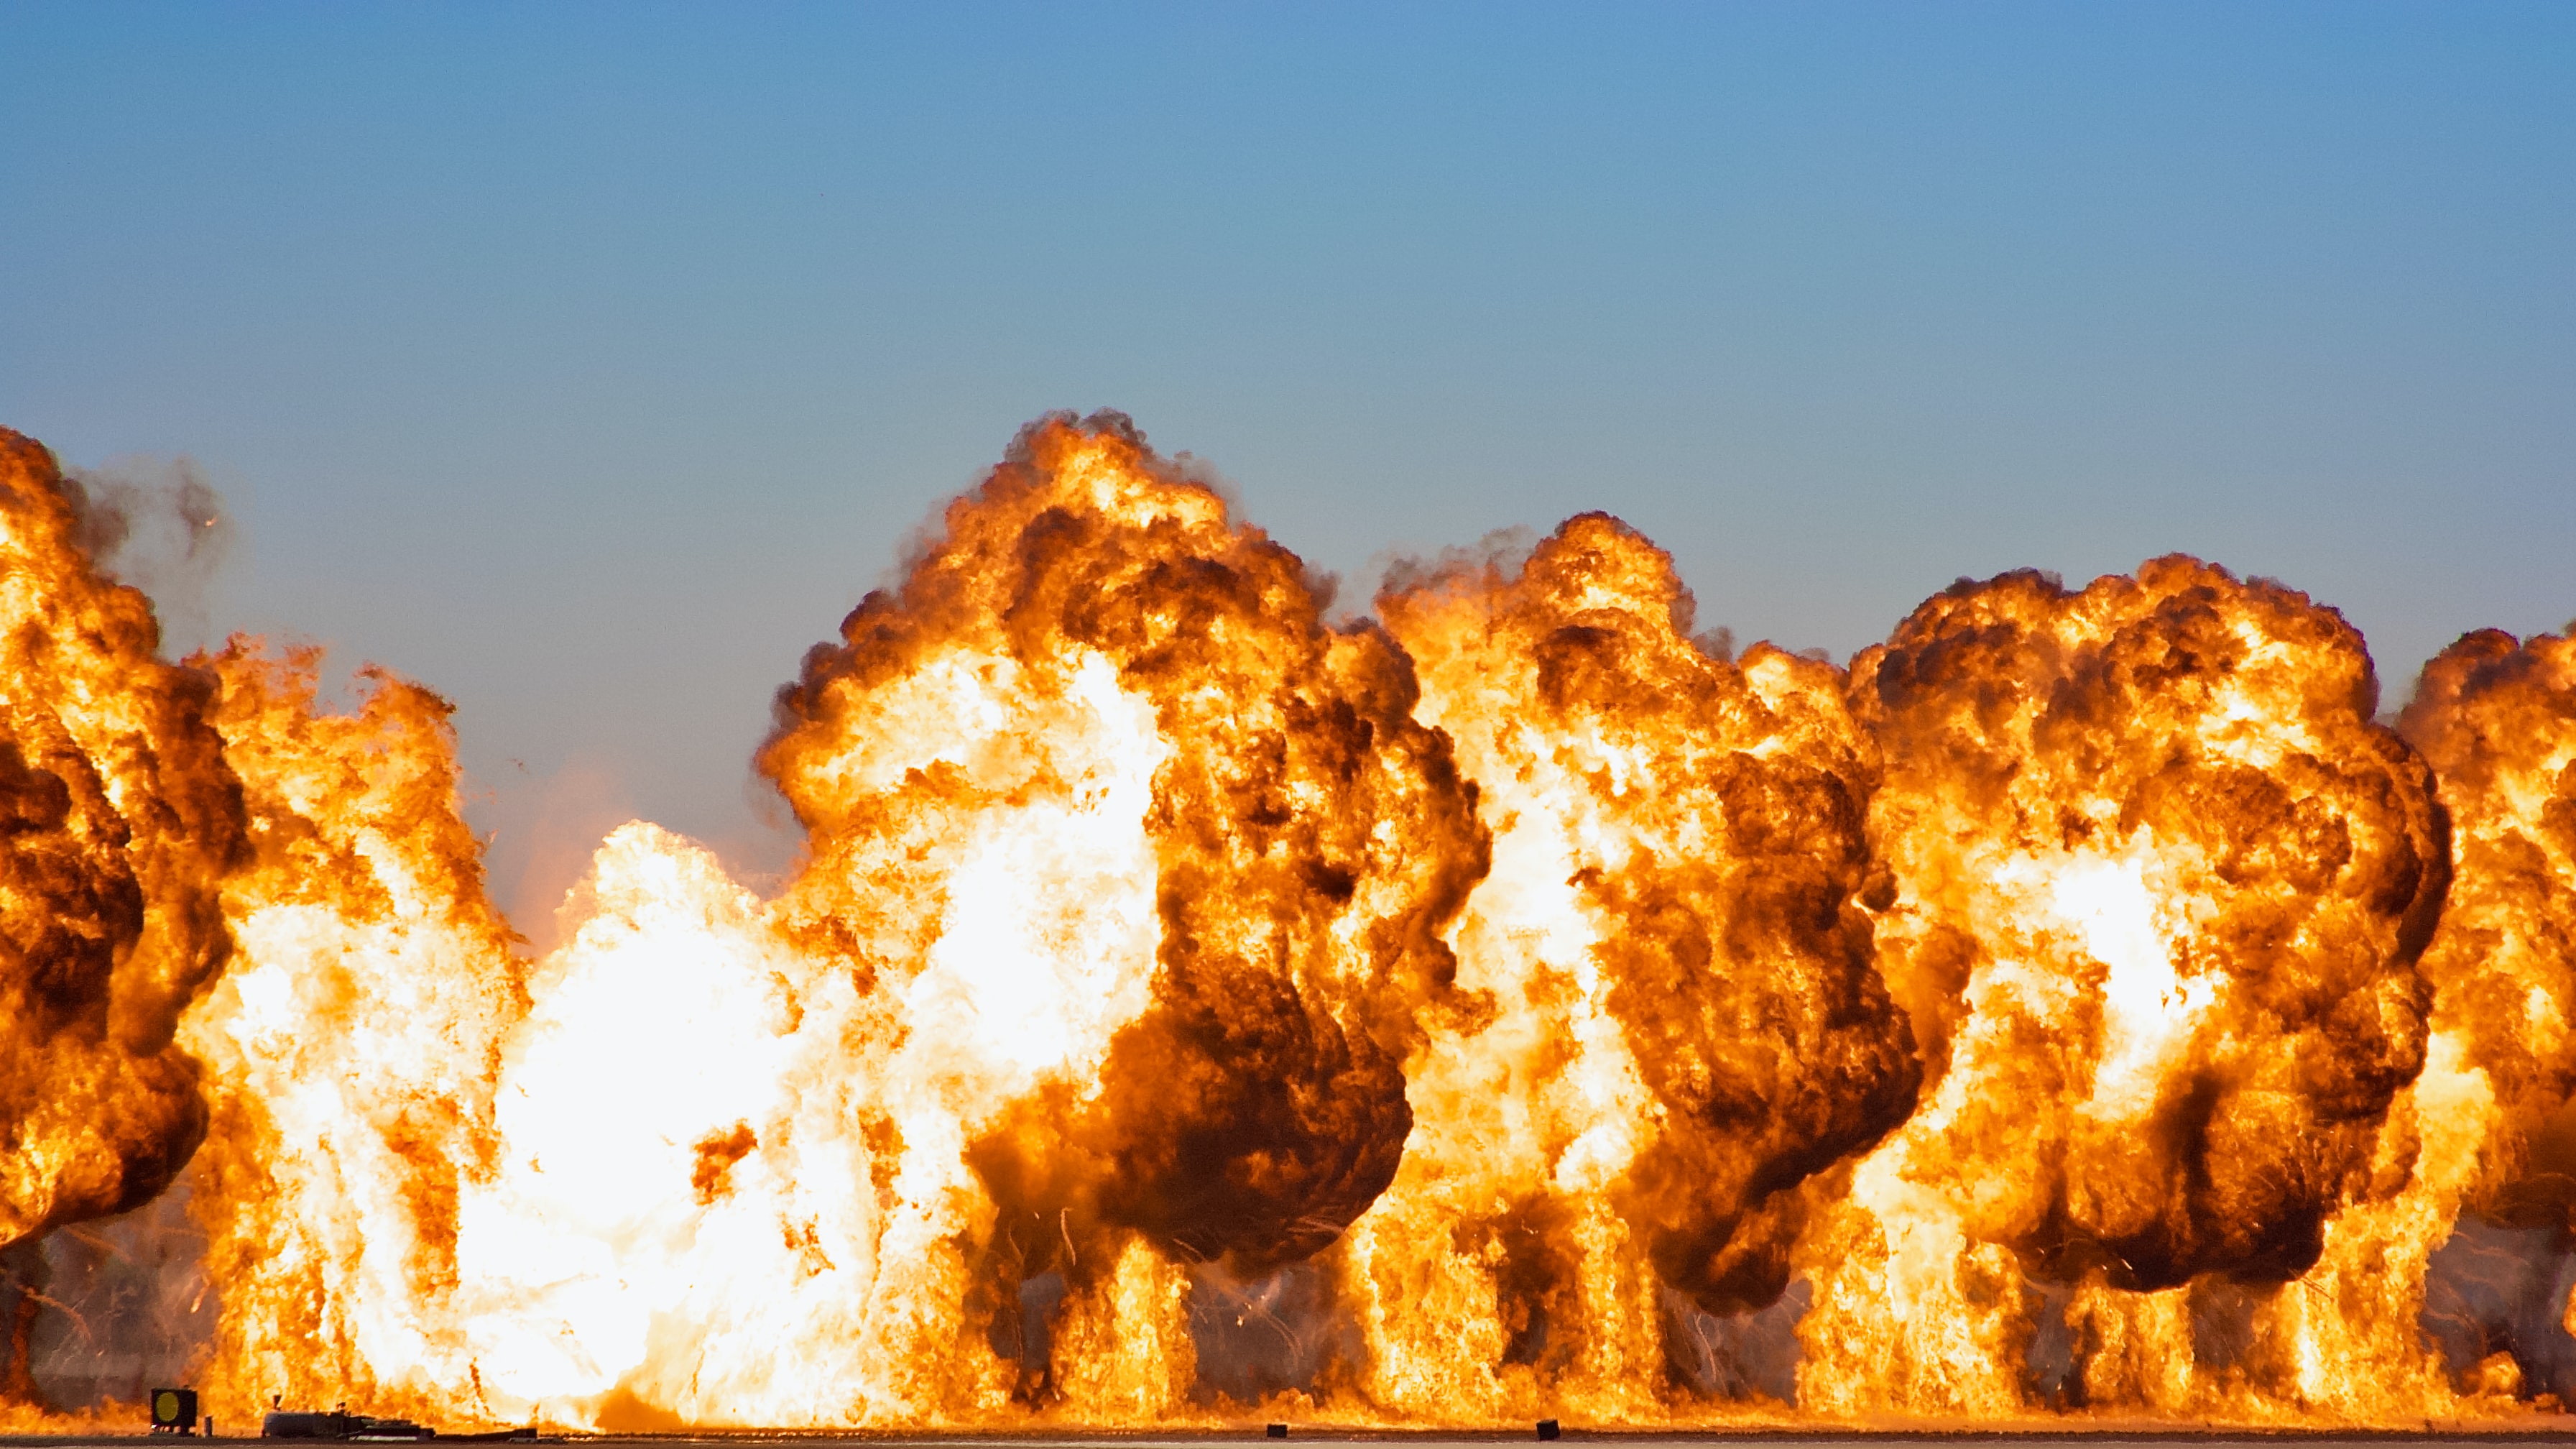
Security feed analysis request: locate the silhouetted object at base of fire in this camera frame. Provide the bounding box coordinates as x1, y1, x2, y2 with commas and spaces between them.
149, 1387, 198, 1435
254, 1404, 544, 1443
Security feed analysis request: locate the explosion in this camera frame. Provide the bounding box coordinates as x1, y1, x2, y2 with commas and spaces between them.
748, 410, 1485, 1419
2399, 628, 2576, 1395
762, 412, 1482, 1289
1344, 515, 1916, 1420
179, 644, 525, 1420
2402, 628, 2576, 1192
1796, 560, 2450, 1417
0, 416, 2572, 1431
0, 431, 242, 1339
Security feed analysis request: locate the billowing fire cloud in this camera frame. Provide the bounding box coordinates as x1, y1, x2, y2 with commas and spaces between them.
0, 432, 241, 1255
2403, 628, 2576, 1188
750, 410, 1486, 1415
1342, 515, 1917, 1420
763, 411, 1482, 1289
2400, 627, 2576, 1392
1796, 560, 2450, 1416
2, 417, 2575, 1430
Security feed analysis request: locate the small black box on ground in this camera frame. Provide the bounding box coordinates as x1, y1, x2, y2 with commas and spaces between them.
1536, 1420, 1561, 1441
150, 1389, 198, 1435
1267, 1427, 1288, 1440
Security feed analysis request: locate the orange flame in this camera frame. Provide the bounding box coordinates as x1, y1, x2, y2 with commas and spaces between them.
756, 413, 1485, 1420
0, 431, 241, 1256
180, 643, 524, 1422
1795, 559, 2452, 1420
1345, 514, 1916, 1422
2403, 627, 2576, 1191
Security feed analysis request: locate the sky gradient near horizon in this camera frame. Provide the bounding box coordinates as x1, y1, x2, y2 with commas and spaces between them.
4, 1, 2572, 927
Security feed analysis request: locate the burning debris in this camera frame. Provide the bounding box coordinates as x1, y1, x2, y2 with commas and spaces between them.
0, 416, 2572, 1430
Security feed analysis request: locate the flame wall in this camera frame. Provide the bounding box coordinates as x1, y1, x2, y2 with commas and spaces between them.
1, 416, 2572, 1430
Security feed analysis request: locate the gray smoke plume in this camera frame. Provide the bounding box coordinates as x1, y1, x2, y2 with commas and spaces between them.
62, 457, 235, 657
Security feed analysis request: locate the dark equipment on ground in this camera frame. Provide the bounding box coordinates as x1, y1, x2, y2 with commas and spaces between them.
258, 1404, 545, 1443
150, 1388, 198, 1435
1536, 1421, 1561, 1441
262, 1409, 433, 1440
1266, 1426, 1288, 1439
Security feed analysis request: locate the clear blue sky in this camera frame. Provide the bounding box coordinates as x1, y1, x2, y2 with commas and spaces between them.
4, 2, 2570, 925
